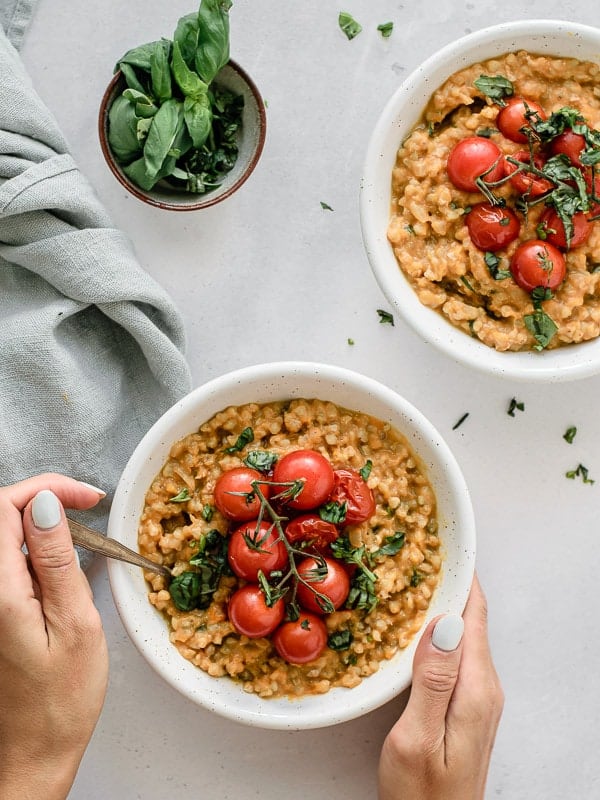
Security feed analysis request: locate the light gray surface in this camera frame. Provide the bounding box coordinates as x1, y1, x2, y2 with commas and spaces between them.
21, 2, 600, 798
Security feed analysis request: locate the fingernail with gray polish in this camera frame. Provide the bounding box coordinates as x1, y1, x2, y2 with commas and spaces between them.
31, 490, 62, 530
78, 481, 107, 497
432, 614, 465, 652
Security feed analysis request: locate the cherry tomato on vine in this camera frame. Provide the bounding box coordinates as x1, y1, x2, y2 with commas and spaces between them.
272, 450, 334, 510
504, 150, 554, 198
328, 469, 376, 525
446, 136, 504, 192
214, 467, 270, 522
284, 514, 339, 550
550, 129, 587, 167
272, 612, 328, 664
496, 97, 546, 143
227, 520, 288, 581
465, 203, 520, 252
538, 208, 592, 250
296, 556, 350, 614
509, 239, 566, 292
228, 584, 285, 638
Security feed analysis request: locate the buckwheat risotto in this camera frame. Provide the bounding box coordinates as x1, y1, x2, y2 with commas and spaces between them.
138, 399, 441, 698
388, 51, 600, 352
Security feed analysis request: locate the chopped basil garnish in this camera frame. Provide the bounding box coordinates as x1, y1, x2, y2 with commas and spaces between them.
169, 572, 202, 611
524, 308, 558, 351
169, 488, 191, 503
359, 460, 373, 481
507, 398, 525, 417
328, 629, 353, 650
410, 570, 424, 587
484, 252, 511, 280
452, 412, 470, 430
374, 532, 405, 557
319, 500, 347, 524
243, 450, 278, 472
473, 74, 514, 105
566, 463, 595, 484
320, 201, 334, 211
377, 21, 393, 37
201, 504, 214, 522
224, 426, 254, 453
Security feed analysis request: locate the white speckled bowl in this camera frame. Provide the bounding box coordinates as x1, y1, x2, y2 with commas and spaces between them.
360, 20, 600, 382
107, 362, 475, 729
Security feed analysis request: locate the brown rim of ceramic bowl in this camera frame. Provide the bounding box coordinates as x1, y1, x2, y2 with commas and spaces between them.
98, 59, 267, 211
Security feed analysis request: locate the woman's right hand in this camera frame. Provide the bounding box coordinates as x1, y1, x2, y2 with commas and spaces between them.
0, 474, 109, 800
378, 574, 504, 800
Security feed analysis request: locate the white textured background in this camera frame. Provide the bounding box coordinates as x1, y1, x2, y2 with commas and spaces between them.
22, 2, 600, 798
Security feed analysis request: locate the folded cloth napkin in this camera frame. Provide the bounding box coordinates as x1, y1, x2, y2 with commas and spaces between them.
0, 8, 193, 562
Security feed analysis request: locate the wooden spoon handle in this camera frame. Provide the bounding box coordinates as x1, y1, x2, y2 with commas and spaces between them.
67, 518, 172, 578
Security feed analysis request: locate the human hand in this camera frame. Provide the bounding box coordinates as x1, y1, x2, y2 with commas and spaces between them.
0, 474, 109, 800
378, 574, 504, 800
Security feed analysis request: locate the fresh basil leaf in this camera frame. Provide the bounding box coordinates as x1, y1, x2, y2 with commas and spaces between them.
195, 0, 232, 84
339, 11, 362, 40
507, 398, 525, 417
452, 412, 470, 430
107, 95, 143, 163
359, 460, 372, 481
410, 570, 424, 587
150, 39, 172, 103
563, 426, 577, 444
172, 40, 209, 98
565, 463, 595, 484
173, 11, 200, 68
377, 309, 394, 325
484, 251, 511, 280
473, 74, 514, 104
122, 88, 158, 119
374, 531, 405, 558
533, 106, 584, 141
319, 501, 347, 525
320, 201, 334, 211
169, 488, 191, 503
119, 63, 148, 95
117, 40, 163, 72
143, 98, 183, 180
183, 94, 212, 148
524, 308, 558, 351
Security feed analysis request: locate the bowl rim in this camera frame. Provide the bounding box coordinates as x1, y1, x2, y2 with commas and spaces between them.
360, 19, 600, 382
98, 58, 267, 211
107, 361, 476, 729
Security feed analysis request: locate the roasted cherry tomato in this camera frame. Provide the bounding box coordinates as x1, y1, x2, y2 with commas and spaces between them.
214, 467, 270, 522
585, 171, 600, 217
465, 203, 520, 252
228, 584, 285, 638
227, 520, 288, 581
272, 612, 328, 664
272, 450, 334, 510
504, 150, 554, 198
510, 239, 566, 292
328, 468, 376, 525
296, 556, 350, 614
284, 514, 339, 550
550, 129, 586, 167
496, 97, 546, 143
446, 136, 504, 193
538, 208, 592, 250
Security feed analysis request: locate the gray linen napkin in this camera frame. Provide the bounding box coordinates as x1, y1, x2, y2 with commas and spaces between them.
0, 9, 193, 562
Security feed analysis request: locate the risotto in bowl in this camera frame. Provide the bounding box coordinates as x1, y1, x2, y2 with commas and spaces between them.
107, 362, 475, 729
360, 20, 600, 381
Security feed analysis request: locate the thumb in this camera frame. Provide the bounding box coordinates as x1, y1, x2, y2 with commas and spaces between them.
398, 614, 465, 748
24, 489, 88, 628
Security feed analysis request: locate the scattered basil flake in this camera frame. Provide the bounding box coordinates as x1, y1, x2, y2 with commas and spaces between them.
300, 618, 311, 630
338, 11, 362, 39
473, 74, 514, 105
347, 337, 355, 346
328, 629, 354, 650
201, 503, 214, 522
410, 570, 424, 587
405, 223, 415, 235
452, 412, 470, 430
377, 21, 393, 37
475, 127, 496, 138
460, 275, 476, 293
565, 463, 595, 484
169, 487, 191, 503
507, 398, 525, 417
169, 572, 202, 611
224, 426, 254, 454
563, 426, 577, 444
320, 201, 334, 211
359, 459, 373, 481
377, 309, 395, 326
374, 532, 405, 558
243, 449, 278, 472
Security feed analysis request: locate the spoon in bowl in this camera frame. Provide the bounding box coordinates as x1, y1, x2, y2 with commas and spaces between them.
67, 517, 172, 579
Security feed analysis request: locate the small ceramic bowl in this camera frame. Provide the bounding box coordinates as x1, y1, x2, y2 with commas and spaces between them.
98, 60, 266, 210
360, 20, 600, 382
107, 361, 475, 730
